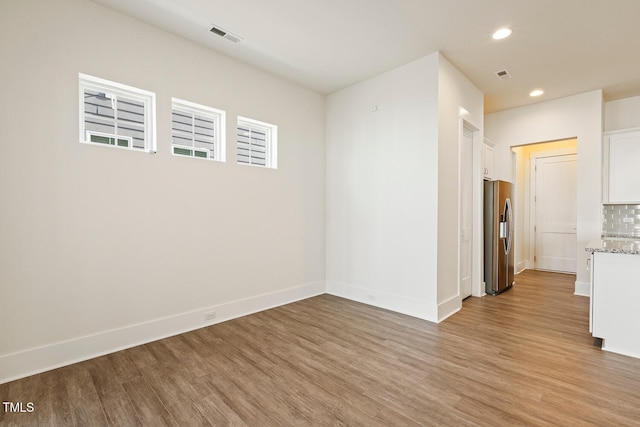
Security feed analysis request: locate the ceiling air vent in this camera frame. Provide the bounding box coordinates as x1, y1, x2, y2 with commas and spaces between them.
209, 24, 242, 43
495, 69, 512, 81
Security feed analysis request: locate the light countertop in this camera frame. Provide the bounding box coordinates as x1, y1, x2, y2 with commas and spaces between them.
586, 237, 640, 255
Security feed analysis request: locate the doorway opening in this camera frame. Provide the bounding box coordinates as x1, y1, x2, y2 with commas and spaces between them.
512, 138, 578, 275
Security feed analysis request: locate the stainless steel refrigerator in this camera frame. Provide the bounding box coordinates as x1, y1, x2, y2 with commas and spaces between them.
484, 180, 514, 295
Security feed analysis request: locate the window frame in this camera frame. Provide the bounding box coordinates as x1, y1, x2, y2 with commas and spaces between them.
79, 73, 157, 153
236, 116, 278, 169
172, 144, 210, 158
171, 98, 226, 162
86, 130, 133, 148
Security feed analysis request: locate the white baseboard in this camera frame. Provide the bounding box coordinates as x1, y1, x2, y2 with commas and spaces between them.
326, 281, 438, 322
602, 341, 640, 359
437, 294, 461, 322
516, 261, 527, 274
0, 281, 325, 385
574, 280, 590, 297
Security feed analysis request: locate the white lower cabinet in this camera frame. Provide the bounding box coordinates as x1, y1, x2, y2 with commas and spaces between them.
591, 252, 640, 358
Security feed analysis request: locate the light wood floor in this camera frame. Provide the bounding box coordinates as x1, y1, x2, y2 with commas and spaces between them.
2, 270, 640, 426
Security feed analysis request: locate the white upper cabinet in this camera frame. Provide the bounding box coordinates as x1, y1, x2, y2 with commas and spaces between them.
482, 138, 495, 180
603, 129, 640, 203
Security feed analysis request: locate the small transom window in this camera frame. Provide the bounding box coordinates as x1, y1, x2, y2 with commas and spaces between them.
79, 73, 156, 153
171, 98, 226, 161
237, 116, 277, 169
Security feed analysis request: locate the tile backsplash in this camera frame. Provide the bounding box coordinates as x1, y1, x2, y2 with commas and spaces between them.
602, 204, 640, 238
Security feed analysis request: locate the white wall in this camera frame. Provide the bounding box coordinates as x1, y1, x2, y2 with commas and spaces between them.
0, 0, 325, 383
604, 96, 640, 131
326, 54, 440, 319
325, 53, 483, 321
437, 57, 484, 305
485, 91, 603, 296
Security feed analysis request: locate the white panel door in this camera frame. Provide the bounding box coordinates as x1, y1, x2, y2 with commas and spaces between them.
534, 154, 577, 273
460, 127, 473, 299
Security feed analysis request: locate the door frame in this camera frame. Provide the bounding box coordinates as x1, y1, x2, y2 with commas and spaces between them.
528, 148, 577, 271
457, 115, 482, 300
459, 125, 474, 299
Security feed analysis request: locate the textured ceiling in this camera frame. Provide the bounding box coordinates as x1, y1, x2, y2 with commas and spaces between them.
92, 0, 640, 113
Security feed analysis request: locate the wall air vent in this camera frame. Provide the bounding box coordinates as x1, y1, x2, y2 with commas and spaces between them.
495, 69, 512, 80
209, 24, 243, 43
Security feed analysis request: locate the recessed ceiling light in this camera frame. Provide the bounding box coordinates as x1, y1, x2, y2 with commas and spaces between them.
530, 89, 544, 97
492, 28, 512, 40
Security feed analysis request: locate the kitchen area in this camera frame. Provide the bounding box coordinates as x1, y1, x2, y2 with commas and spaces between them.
586, 128, 640, 359
485, 91, 640, 361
